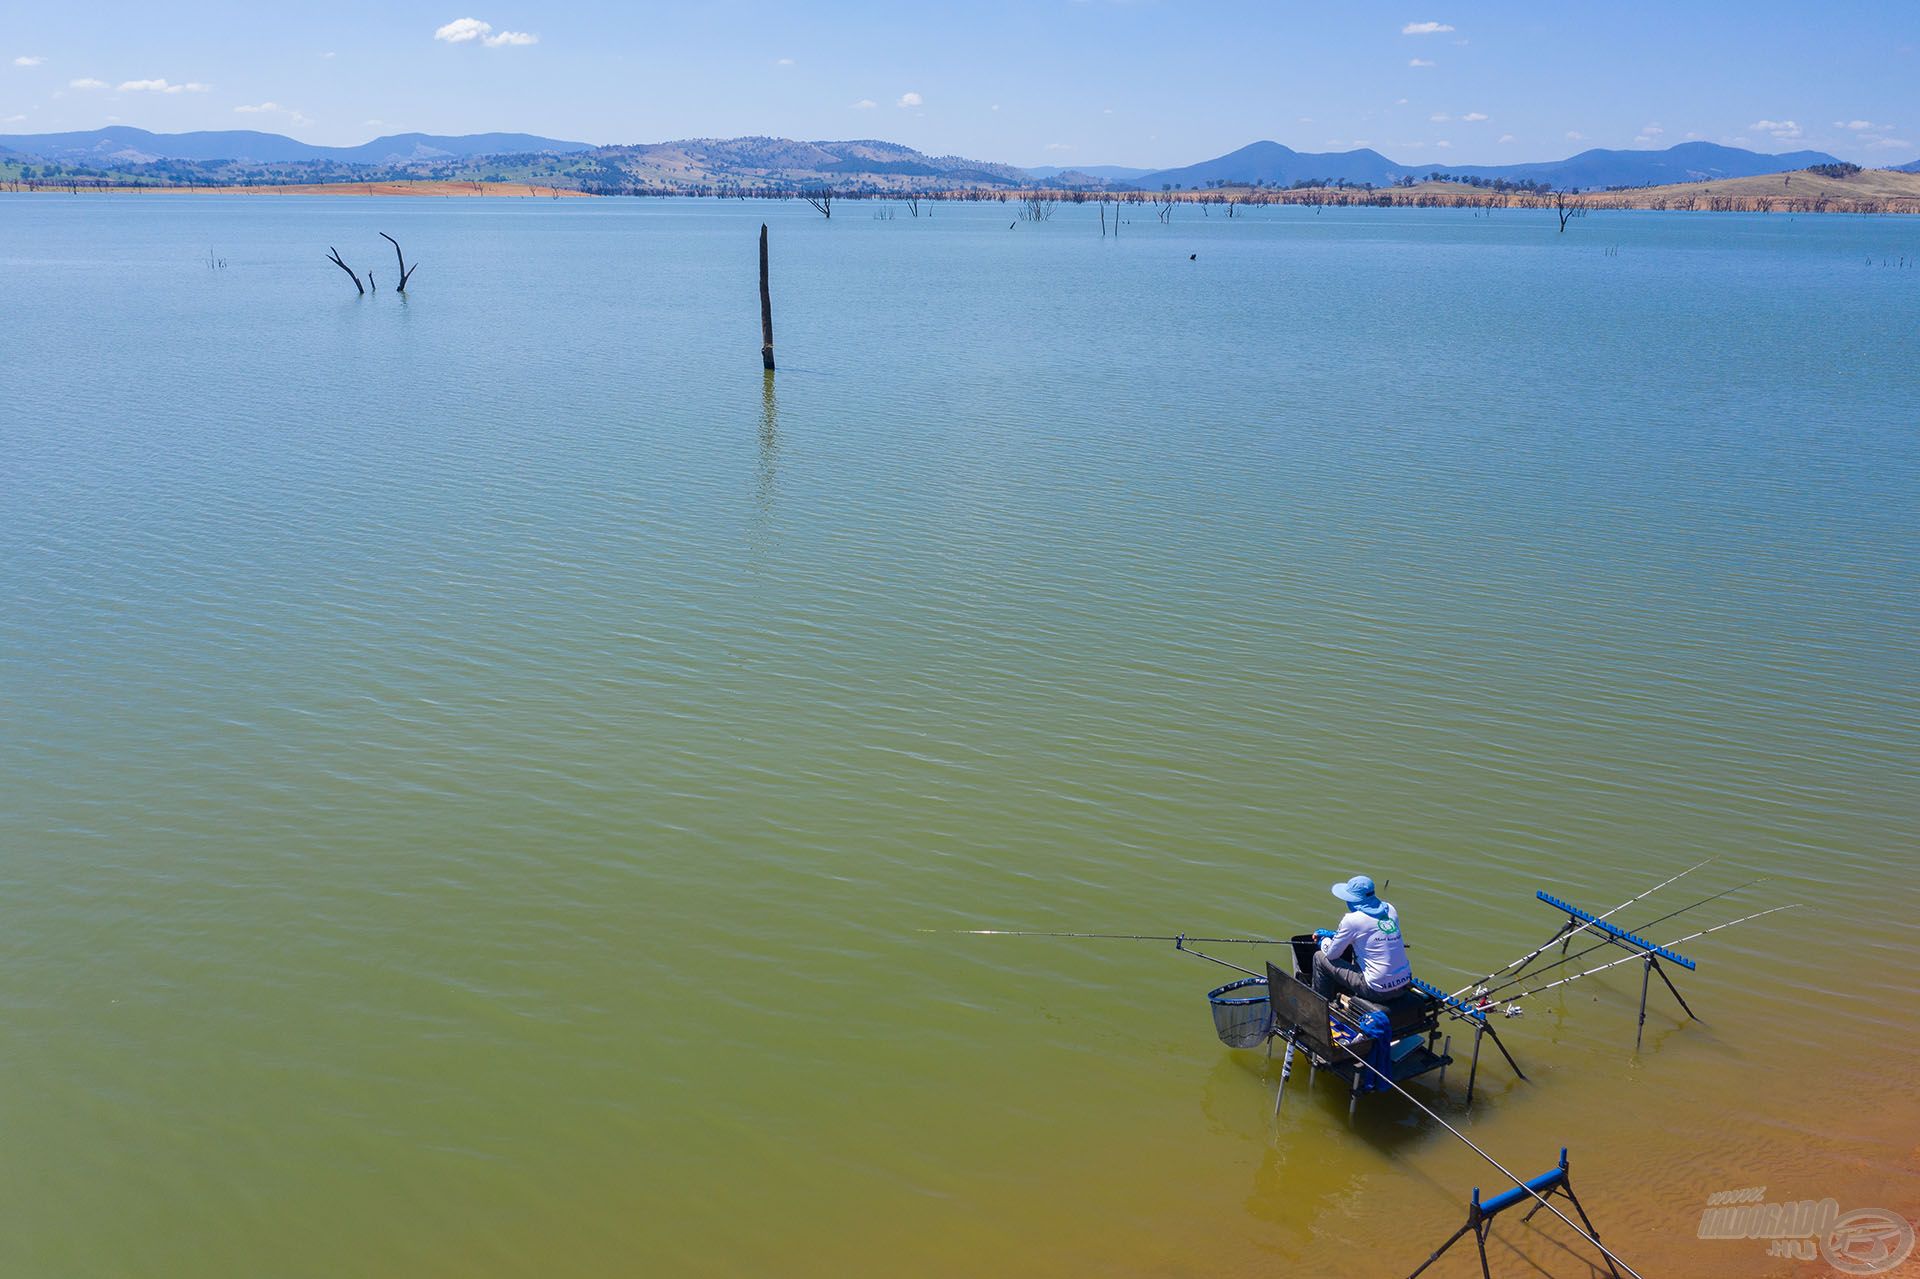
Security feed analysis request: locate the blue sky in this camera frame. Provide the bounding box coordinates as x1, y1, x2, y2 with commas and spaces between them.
5, 1, 1917, 167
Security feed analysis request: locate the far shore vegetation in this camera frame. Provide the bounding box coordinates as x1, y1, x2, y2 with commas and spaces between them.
6, 161, 1918, 216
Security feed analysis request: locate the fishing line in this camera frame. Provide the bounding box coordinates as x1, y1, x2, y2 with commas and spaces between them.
1333, 1046, 1649, 1279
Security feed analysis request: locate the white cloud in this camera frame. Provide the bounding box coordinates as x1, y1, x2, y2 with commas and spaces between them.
1566, 130, 1585, 140
235, 101, 312, 125
1835, 119, 1882, 131
1640, 123, 1664, 136
1435, 139, 1451, 148
2, 113, 25, 122
1462, 111, 1487, 122
14, 55, 45, 67
775, 57, 794, 66
1749, 118, 1802, 139
1430, 112, 1450, 122
1866, 136, 1912, 150
1497, 134, 1515, 143
851, 99, 875, 109
319, 51, 337, 59
1685, 131, 1704, 140
435, 18, 536, 47
1044, 142, 1070, 151
69, 77, 107, 89
1402, 21, 1454, 34
896, 91, 922, 107
1409, 58, 1435, 67
1395, 97, 1408, 105
119, 79, 210, 93
436, 17, 489, 42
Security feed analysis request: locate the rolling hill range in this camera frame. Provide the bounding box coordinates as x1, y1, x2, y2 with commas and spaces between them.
1137, 140, 1847, 191
0, 126, 1907, 194
0, 125, 591, 166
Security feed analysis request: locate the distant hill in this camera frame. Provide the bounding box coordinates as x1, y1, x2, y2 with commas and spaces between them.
0, 126, 593, 166
1139, 140, 1844, 191
1024, 164, 1153, 181
582, 136, 1028, 189
1894, 158, 1920, 174
1140, 142, 1410, 189
0, 129, 1028, 193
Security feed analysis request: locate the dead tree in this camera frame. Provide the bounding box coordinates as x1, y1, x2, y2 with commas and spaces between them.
1553, 190, 1585, 233
326, 247, 364, 295
1155, 194, 1176, 223
1020, 194, 1056, 222
803, 190, 833, 218
759, 224, 775, 372
379, 232, 419, 291
904, 194, 920, 217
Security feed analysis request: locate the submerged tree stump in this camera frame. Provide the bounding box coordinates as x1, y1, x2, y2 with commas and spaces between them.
759, 224, 775, 372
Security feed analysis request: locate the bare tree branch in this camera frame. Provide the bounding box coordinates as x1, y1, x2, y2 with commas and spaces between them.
326, 247, 364, 295
379, 232, 419, 290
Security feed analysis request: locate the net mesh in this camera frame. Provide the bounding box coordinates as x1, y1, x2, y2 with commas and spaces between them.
1208, 976, 1274, 1048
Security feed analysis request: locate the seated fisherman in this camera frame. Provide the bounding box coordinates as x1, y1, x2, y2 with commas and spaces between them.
1312, 875, 1412, 1003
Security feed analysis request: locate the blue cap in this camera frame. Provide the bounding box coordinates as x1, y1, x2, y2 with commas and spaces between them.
1331, 875, 1378, 904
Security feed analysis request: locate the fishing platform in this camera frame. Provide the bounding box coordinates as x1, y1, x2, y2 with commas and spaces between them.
1200, 934, 1524, 1118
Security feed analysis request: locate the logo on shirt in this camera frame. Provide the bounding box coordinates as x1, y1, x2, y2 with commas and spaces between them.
1376, 918, 1400, 936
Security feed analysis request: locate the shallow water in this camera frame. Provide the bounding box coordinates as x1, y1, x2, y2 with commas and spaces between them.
2, 193, 1916, 1277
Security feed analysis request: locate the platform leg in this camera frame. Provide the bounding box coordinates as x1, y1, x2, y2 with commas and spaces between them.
1274, 1037, 1296, 1118
1406, 1220, 1475, 1279
1651, 957, 1700, 1022
1466, 1025, 1484, 1107
1636, 956, 1653, 1051
1348, 1077, 1359, 1124
1564, 1183, 1620, 1279
1485, 1025, 1527, 1081
1474, 1221, 1494, 1279
1440, 1034, 1451, 1091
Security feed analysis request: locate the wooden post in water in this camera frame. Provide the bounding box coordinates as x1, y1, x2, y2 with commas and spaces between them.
758, 224, 775, 371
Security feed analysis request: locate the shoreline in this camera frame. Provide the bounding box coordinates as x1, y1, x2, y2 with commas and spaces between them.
5, 172, 1918, 214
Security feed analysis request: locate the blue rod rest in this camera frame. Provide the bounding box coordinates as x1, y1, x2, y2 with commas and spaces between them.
1476, 1148, 1570, 1218
1412, 977, 1487, 1022
1536, 892, 1697, 970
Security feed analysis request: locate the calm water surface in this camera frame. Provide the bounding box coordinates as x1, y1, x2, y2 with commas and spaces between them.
2, 194, 1917, 1277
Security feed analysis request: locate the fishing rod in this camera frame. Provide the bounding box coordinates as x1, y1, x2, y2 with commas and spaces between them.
1452, 856, 1716, 999
1334, 1043, 1648, 1279
926, 929, 1284, 945
1503, 905, 1800, 1004
932, 882, 1395, 951
1471, 877, 1766, 1005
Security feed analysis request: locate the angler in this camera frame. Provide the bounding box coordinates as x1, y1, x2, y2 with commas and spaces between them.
1311, 874, 1413, 1003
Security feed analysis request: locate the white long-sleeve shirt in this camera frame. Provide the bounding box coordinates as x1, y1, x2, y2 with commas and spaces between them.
1320, 903, 1412, 993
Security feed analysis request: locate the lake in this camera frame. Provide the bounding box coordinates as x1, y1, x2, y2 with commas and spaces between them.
2, 192, 1916, 1277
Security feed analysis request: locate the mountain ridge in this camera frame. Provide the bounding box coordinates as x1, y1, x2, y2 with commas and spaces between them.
0, 126, 1898, 192
1137, 139, 1848, 191
0, 125, 592, 167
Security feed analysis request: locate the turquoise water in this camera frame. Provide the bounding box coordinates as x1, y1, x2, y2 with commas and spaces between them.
2, 194, 1916, 1277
